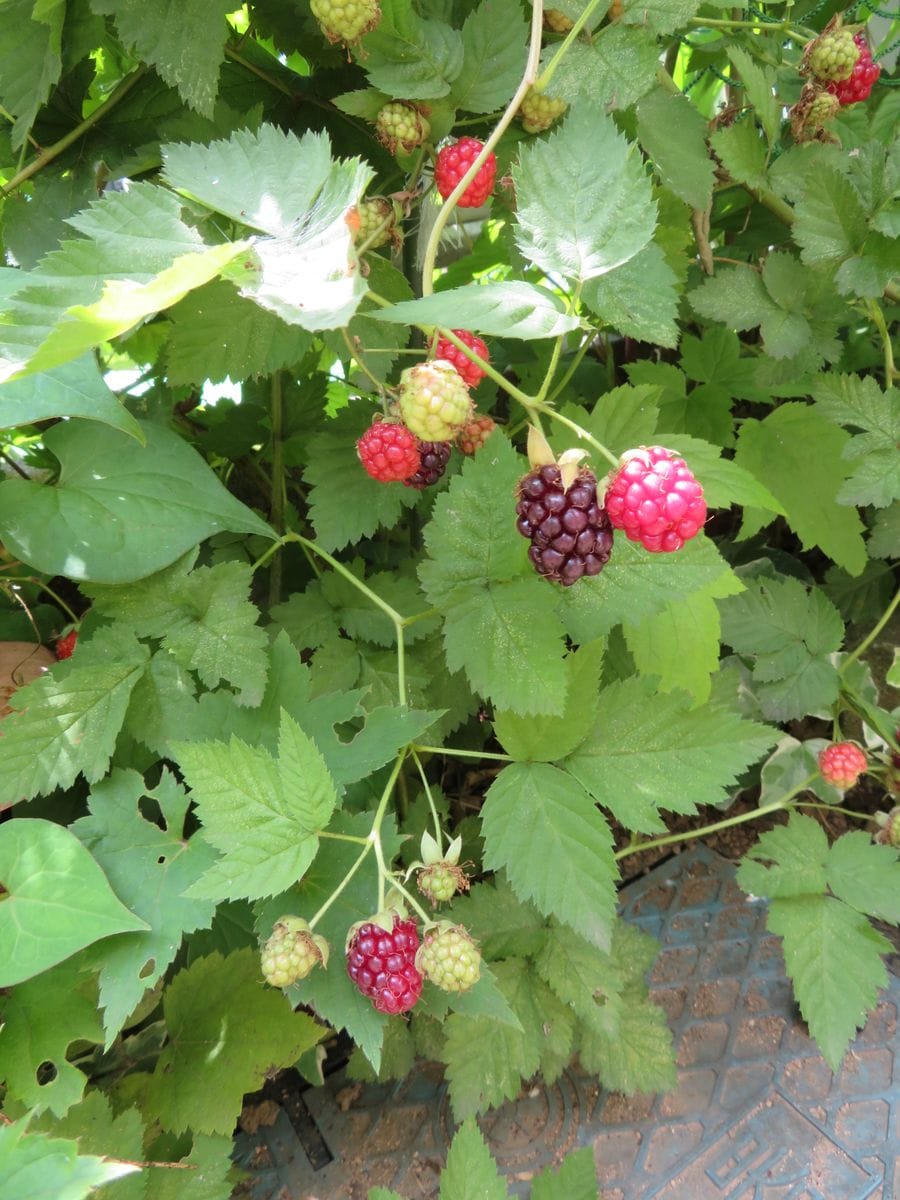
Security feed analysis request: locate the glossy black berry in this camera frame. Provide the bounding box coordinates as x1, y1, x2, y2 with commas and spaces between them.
516, 465, 614, 585
404, 440, 452, 489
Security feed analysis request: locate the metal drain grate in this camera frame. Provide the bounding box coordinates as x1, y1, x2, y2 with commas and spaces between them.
233, 846, 899, 1199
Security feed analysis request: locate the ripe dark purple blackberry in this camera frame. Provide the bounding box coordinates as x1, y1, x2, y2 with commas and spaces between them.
404, 440, 451, 489
516, 465, 614, 585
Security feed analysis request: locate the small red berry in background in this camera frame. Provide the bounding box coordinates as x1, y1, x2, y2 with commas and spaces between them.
827, 33, 880, 105
435, 330, 489, 388
55, 630, 78, 660
357, 421, 421, 483
434, 138, 496, 208
604, 446, 706, 553
346, 915, 423, 1014
818, 741, 868, 790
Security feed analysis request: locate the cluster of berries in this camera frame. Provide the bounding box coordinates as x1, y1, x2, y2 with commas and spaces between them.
792, 23, 880, 140
261, 840, 480, 1015
516, 439, 706, 586
357, 330, 494, 489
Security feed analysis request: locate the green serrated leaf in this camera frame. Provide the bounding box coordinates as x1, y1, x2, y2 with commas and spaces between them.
0, 355, 143, 440
32, 1091, 144, 1200
91, 0, 232, 117
0, 0, 63, 150
636, 87, 715, 209
513, 104, 656, 285
825, 832, 900, 924
304, 405, 418, 551
0, 627, 150, 808
0, 1117, 137, 1200
482, 762, 618, 950
494, 640, 604, 761
71, 769, 218, 1045
727, 47, 779, 143
0, 419, 273, 583
0, 958, 103, 1116
582, 242, 680, 348
371, 281, 581, 339
710, 120, 769, 190
734, 404, 867, 576
736, 812, 828, 899
173, 710, 337, 902
563, 676, 776, 833
535, 920, 623, 1036
439, 1120, 506, 1200
163, 125, 373, 330
450, 878, 548, 961
767, 895, 890, 1072
87, 551, 268, 705
813, 373, 900, 509
450, 0, 527, 114
550, 28, 660, 110
146, 948, 324, 1133
532, 1146, 599, 1200
420, 433, 569, 715
166, 279, 312, 384
577, 984, 676, 1093
362, 0, 464, 100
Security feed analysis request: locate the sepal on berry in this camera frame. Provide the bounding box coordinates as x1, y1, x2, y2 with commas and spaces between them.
416, 922, 481, 993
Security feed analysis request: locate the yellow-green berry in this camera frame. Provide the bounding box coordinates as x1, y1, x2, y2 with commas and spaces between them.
519, 87, 568, 134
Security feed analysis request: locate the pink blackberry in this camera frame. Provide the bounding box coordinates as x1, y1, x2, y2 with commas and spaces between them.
435, 330, 489, 387
828, 33, 880, 104
604, 446, 706, 552
818, 742, 868, 790
457, 414, 496, 455
403, 440, 451, 489
516, 465, 614, 586
357, 420, 421, 483
346, 915, 423, 1015
434, 138, 496, 208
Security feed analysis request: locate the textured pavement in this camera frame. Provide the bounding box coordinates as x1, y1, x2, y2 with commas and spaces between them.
235, 846, 899, 1199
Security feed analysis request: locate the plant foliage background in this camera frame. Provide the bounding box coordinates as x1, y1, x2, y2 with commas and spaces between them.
0, 0, 898, 1193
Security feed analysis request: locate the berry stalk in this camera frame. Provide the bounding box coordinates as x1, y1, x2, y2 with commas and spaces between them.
535, 0, 608, 92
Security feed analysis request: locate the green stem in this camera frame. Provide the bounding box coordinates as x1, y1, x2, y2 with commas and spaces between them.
411, 749, 444, 848
434, 326, 533, 407
865, 299, 898, 383
614, 774, 817, 863
411, 743, 513, 762
840, 588, 900, 673
0, 105, 41, 151
545, 331, 594, 404
317, 831, 371, 844
308, 841, 372, 930
536, 0, 607, 90
268, 371, 285, 607
534, 403, 619, 468
7, 577, 80, 626
1, 66, 148, 197
224, 44, 297, 98
297, 537, 405, 626
401, 606, 439, 628
341, 327, 384, 394
386, 874, 433, 925
795, 802, 878, 822
369, 753, 409, 912
419, 0, 546, 296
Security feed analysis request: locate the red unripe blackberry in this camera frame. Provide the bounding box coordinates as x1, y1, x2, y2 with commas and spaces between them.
435, 330, 489, 388
818, 742, 868, 790
403, 440, 451, 489
828, 34, 880, 104
434, 138, 496, 208
604, 446, 706, 552
516, 465, 614, 586
55, 629, 78, 659
457, 414, 496, 455
346, 916, 423, 1015
357, 421, 421, 483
